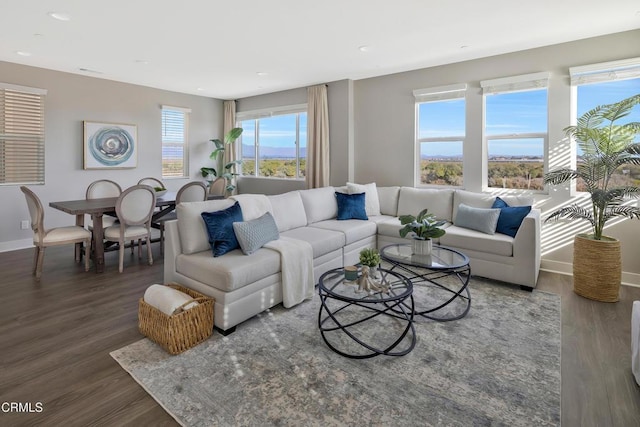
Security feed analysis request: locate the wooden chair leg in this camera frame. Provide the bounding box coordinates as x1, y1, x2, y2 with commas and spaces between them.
130, 240, 134, 254
138, 239, 142, 259
35, 246, 45, 280
160, 225, 164, 256
147, 235, 153, 266
32, 246, 39, 275
119, 240, 125, 273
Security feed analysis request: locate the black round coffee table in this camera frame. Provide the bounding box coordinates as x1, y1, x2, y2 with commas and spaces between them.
380, 244, 471, 321
318, 267, 415, 359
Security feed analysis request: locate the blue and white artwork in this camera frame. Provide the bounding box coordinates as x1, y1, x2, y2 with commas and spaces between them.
83, 121, 137, 169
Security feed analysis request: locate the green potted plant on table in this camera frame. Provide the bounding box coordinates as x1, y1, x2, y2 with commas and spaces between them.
544, 94, 640, 302
399, 208, 447, 255
359, 248, 381, 278
200, 127, 243, 196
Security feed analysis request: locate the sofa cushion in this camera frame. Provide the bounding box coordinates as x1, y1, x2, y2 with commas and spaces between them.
336, 192, 368, 220
492, 197, 532, 238
176, 248, 281, 292
440, 225, 514, 257
454, 203, 501, 235
280, 227, 345, 258
499, 194, 534, 207
309, 219, 377, 245
347, 182, 381, 216
397, 187, 454, 222
201, 202, 244, 257
268, 191, 307, 232
178, 199, 236, 255
233, 212, 280, 255
452, 190, 497, 220
299, 186, 337, 224
377, 186, 400, 216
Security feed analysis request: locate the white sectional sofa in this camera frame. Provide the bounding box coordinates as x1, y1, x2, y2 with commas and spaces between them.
164, 185, 540, 334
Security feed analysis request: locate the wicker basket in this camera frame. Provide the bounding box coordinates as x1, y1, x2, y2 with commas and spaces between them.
138, 283, 215, 354
573, 234, 621, 303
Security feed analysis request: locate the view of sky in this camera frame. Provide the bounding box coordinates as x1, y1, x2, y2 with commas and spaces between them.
418, 78, 640, 157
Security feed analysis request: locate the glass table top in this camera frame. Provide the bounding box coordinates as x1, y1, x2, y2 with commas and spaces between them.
380, 244, 469, 270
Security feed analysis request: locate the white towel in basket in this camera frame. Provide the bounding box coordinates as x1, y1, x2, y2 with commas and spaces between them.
144, 284, 199, 316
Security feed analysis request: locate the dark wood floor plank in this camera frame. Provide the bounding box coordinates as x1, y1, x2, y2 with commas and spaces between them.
1, 247, 640, 426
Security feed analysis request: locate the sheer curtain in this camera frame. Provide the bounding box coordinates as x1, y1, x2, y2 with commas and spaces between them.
306, 85, 330, 188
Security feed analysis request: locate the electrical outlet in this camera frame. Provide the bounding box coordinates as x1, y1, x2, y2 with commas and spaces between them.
21, 220, 30, 230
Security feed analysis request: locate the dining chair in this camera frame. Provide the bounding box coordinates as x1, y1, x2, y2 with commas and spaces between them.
86, 179, 122, 228
209, 177, 226, 197
156, 181, 207, 255
104, 185, 156, 273
20, 186, 92, 280
138, 177, 165, 190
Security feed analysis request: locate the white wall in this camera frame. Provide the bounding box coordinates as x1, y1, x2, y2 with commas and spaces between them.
352, 29, 640, 281
0, 61, 223, 252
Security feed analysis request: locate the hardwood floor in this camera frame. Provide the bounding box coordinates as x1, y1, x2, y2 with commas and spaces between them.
1, 245, 639, 426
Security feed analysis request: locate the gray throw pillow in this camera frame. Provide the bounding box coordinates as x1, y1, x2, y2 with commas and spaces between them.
232, 212, 280, 255
454, 203, 501, 235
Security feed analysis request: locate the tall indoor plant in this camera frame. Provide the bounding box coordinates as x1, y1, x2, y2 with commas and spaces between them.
200, 127, 243, 194
544, 94, 640, 301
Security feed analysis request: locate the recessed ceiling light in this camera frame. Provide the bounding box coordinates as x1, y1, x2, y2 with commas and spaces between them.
358, 45, 370, 52
48, 12, 71, 21
460, 45, 469, 49
135, 59, 149, 64
256, 72, 268, 76
196, 87, 205, 91
16, 51, 32, 57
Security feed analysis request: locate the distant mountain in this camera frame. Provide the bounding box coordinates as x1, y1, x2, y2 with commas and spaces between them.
242, 144, 306, 159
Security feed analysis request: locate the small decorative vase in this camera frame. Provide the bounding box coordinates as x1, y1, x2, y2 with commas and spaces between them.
369, 265, 379, 279
412, 238, 432, 256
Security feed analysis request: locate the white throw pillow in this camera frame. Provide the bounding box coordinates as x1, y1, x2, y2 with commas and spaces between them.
347, 182, 381, 216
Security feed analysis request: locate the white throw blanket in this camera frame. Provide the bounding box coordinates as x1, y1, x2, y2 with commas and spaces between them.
230, 194, 273, 220
144, 284, 199, 316
264, 236, 314, 308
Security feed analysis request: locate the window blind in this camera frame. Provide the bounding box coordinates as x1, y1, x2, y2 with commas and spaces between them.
162, 106, 190, 178
570, 57, 640, 86
0, 83, 47, 185
236, 103, 307, 121
481, 72, 550, 95
413, 83, 467, 103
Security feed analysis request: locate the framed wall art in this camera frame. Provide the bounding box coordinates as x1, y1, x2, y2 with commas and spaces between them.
83, 121, 138, 169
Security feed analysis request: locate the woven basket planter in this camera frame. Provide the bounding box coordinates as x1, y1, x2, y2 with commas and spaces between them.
573, 234, 621, 302
138, 283, 215, 354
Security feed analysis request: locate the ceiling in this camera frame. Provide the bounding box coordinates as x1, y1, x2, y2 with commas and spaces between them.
1, 1, 638, 100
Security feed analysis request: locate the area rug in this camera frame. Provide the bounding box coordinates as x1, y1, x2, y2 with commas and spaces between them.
111, 278, 561, 426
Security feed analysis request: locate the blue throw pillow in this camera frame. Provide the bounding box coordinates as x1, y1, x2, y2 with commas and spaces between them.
491, 197, 532, 238
335, 192, 368, 220
201, 202, 243, 257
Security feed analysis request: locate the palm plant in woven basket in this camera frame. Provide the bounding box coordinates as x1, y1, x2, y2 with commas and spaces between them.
544, 93, 640, 301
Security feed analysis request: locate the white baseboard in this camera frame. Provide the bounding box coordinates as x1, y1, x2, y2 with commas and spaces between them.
540, 259, 640, 288
0, 239, 33, 253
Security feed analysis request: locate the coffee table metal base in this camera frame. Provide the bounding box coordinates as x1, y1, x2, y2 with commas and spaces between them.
318, 268, 416, 359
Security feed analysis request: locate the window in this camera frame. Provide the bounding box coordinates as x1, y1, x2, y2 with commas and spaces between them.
237, 105, 307, 179
0, 83, 46, 185
161, 105, 190, 178
570, 58, 640, 191
414, 84, 466, 186
482, 72, 549, 191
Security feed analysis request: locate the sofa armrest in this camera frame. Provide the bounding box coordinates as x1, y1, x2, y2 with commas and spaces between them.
512, 209, 541, 285
163, 219, 181, 283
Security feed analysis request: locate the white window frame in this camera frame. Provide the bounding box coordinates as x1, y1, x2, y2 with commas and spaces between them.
414, 83, 467, 188
481, 72, 550, 193
236, 103, 307, 180
569, 58, 640, 194
0, 83, 47, 185
161, 105, 190, 179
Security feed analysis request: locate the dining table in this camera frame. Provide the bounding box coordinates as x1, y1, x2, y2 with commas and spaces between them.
50, 191, 222, 273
